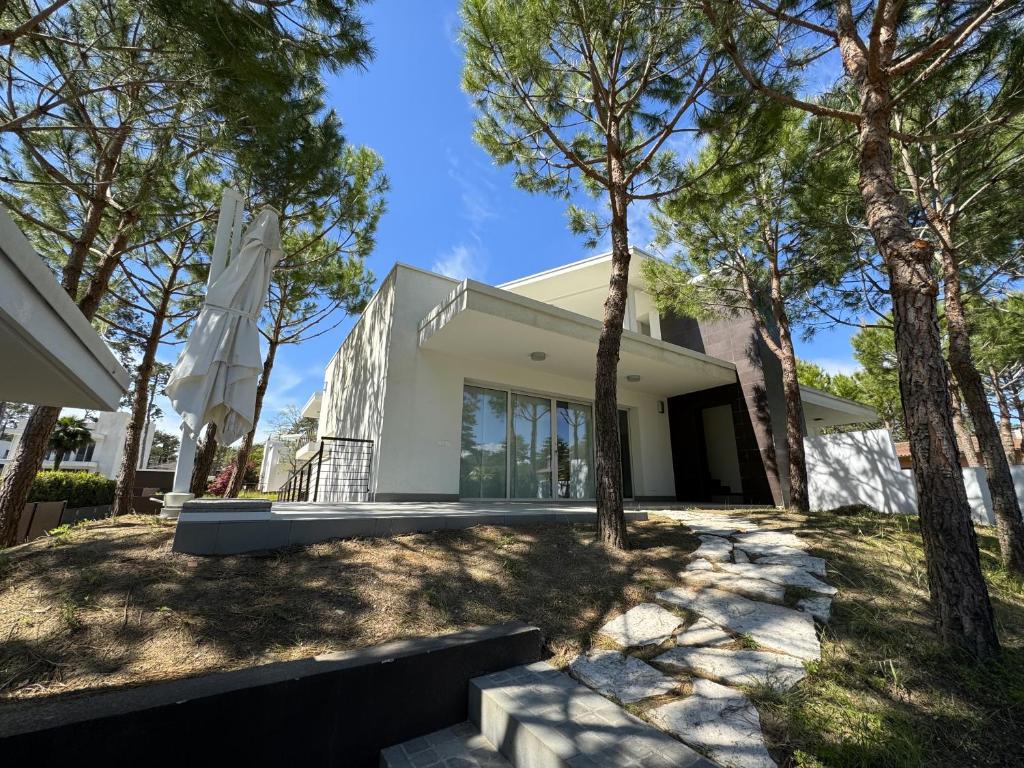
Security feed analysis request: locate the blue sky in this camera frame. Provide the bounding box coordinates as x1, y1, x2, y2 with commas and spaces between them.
152, 0, 860, 441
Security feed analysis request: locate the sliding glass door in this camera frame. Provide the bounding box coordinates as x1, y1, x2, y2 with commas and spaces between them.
459, 385, 508, 498
556, 400, 594, 499
511, 393, 553, 498
459, 383, 600, 500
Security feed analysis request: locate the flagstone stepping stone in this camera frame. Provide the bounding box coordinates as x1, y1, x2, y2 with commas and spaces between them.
677, 569, 786, 603
598, 602, 684, 647
733, 548, 750, 563
649, 678, 777, 768
733, 529, 807, 555
657, 586, 820, 661
569, 649, 679, 704
798, 596, 832, 623
657, 511, 759, 534
718, 562, 837, 595
693, 534, 733, 562
655, 646, 807, 690
685, 557, 715, 572
756, 553, 826, 576
675, 617, 733, 647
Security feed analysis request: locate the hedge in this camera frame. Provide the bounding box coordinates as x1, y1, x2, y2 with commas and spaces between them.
27, 471, 116, 508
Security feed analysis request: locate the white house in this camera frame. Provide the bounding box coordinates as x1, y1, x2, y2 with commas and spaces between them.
293, 250, 874, 506
0, 410, 153, 480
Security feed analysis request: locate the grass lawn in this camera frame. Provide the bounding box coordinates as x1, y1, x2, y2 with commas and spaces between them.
1, 509, 1022, 767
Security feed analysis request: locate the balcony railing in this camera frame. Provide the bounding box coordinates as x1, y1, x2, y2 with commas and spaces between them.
276, 437, 374, 503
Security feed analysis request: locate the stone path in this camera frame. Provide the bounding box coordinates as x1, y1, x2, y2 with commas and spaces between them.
569, 509, 835, 768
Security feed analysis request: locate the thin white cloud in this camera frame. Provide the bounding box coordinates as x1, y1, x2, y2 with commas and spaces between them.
432, 244, 486, 281
809, 357, 861, 376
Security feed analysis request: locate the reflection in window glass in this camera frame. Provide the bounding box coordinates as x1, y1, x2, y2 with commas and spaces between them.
557, 401, 594, 499
512, 393, 552, 498
459, 385, 508, 498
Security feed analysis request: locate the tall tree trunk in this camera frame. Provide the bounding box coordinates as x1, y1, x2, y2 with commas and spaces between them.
1013, 390, 1024, 446
843, 42, 998, 655
765, 252, 809, 512
595, 171, 630, 549
226, 341, 278, 497
111, 265, 178, 516
990, 367, 1016, 457
947, 374, 980, 466
0, 405, 60, 546
191, 423, 218, 497
941, 244, 1024, 576
776, 321, 809, 512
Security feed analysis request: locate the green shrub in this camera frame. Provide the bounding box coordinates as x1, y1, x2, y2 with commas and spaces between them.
27, 471, 115, 508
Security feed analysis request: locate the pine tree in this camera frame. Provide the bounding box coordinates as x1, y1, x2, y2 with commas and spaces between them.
461, 0, 739, 548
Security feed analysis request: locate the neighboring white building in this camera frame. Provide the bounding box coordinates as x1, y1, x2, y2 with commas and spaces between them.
300, 250, 873, 505
0, 410, 153, 480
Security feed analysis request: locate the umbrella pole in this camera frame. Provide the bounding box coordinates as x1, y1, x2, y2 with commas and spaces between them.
162, 188, 245, 520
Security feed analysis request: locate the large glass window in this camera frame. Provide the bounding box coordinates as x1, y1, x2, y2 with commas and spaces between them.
459, 385, 508, 498
557, 401, 594, 499
511, 393, 552, 498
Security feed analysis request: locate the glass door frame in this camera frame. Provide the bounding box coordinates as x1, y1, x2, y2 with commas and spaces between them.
461, 379, 599, 501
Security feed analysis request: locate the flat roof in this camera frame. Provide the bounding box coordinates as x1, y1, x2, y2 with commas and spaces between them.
419, 279, 737, 397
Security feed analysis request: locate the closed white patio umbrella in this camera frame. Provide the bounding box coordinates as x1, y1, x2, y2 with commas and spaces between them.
162, 191, 283, 516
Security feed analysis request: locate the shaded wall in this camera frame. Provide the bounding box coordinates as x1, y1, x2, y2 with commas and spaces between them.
668, 384, 776, 504
661, 313, 785, 505
0, 624, 543, 768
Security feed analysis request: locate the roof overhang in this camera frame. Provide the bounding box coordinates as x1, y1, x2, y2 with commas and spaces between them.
498, 247, 653, 305
800, 384, 877, 427
300, 390, 322, 420
0, 206, 129, 410
418, 279, 737, 397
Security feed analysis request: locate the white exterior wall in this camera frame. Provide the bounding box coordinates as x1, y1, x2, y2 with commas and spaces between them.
320, 265, 676, 500
258, 438, 294, 492
805, 428, 1024, 525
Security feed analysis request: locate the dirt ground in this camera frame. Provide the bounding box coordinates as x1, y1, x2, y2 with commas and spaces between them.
0, 514, 698, 709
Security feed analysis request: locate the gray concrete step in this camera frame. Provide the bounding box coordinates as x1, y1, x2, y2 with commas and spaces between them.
380, 721, 511, 767
470, 661, 716, 768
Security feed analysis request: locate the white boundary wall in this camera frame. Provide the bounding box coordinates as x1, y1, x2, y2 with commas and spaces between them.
805, 428, 1024, 526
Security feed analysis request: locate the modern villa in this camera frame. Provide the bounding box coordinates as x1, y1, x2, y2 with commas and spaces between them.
296, 249, 874, 507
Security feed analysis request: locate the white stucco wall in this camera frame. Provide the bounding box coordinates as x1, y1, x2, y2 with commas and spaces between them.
321, 264, 677, 500
258, 438, 295, 492
805, 428, 1024, 525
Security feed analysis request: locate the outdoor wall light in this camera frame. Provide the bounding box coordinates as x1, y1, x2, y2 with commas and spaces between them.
530, 351, 547, 361
626, 374, 641, 382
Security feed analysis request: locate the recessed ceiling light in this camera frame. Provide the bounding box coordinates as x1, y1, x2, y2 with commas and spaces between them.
530, 351, 547, 361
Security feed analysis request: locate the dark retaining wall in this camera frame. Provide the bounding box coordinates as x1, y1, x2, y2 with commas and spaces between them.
0, 622, 543, 768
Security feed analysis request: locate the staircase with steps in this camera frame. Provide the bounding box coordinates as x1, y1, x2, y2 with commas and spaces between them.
381, 661, 716, 768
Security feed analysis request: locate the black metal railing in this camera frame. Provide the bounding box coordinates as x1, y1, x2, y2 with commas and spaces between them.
276, 437, 374, 503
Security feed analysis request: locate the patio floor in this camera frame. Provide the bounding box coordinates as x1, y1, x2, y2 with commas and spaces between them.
173, 500, 760, 555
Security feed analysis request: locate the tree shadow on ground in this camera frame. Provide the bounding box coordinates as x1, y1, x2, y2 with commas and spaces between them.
0, 515, 697, 713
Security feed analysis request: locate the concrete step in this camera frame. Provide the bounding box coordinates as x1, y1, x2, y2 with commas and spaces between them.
470, 661, 716, 768
380, 721, 511, 767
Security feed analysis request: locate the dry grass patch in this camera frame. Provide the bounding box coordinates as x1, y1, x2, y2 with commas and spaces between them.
0, 514, 698, 710
738, 507, 1024, 768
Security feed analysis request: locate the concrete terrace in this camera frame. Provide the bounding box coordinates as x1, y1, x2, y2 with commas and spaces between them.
171, 500, 760, 555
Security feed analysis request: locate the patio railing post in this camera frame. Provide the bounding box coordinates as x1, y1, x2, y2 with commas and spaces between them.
313, 442, 323, 503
